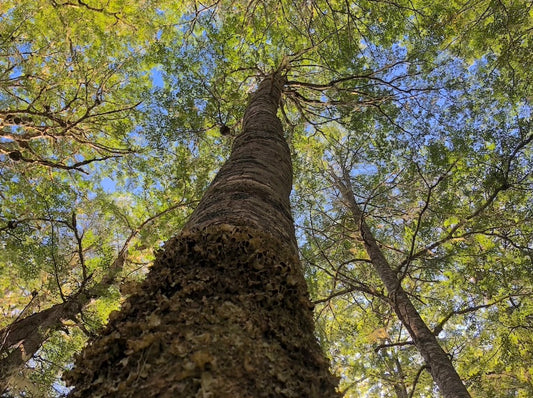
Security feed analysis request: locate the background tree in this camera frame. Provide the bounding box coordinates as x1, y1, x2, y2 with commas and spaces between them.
1, 0, 531, 396
0, 0, 214, 394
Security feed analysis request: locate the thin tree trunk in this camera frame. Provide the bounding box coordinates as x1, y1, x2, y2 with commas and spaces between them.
334, 170, 471, 398
65, 71, 340, 397
0, 300, 82, 394
0, 205, 180, 393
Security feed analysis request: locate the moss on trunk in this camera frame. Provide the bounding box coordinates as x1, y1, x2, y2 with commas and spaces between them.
66, 225, 339, 397
66, 71, 340, 397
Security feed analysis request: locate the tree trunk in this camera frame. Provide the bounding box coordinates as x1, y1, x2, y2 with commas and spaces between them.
335, 171, 471, 398
0, 262, 122, 393
0, 299, 82, 394
0, 205, 177, 392
65, 72, 340, 397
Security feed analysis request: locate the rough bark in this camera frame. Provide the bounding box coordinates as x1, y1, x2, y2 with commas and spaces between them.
184, 72, 297, 254
336, 172, 471, 398
65, 72, 340, 397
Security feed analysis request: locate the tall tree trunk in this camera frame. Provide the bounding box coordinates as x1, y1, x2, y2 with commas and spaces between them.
65, 72, 340, 397
334, 170, 471, 398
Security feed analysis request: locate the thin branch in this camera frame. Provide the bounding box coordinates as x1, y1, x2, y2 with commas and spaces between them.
70, 212, 87, 281
408, 365, 430, 398
399, 161, 458, 277
374, 340, 415, 353
48, 220, 66, 302
433, 293, 531, 336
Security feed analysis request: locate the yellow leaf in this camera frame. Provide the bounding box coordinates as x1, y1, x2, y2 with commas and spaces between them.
368, 327, 389, 342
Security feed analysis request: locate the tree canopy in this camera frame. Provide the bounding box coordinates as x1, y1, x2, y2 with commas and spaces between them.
0, 0, 531, 396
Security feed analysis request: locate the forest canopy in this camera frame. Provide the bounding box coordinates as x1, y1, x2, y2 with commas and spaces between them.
0, 0, 531, 396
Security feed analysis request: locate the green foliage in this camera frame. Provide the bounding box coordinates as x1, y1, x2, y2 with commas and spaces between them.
1, 0, 532, 396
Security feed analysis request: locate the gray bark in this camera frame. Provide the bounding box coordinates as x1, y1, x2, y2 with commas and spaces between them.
335, 171, 471, 398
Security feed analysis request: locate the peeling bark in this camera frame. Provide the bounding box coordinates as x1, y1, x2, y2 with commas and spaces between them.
65, 72, 340, 397
335, 172, 471, 398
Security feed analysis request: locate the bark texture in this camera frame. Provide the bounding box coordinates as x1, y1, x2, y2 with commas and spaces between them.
65, 73, 340, 397
184, 72, 297, 254
336, 172, 471, 398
